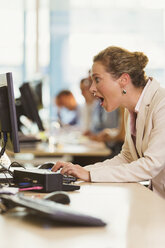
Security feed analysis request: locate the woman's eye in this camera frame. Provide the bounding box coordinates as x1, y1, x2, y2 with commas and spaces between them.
95, 77, 100, 83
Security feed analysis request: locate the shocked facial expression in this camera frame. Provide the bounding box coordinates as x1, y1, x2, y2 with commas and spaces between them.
90, 62, 122, 112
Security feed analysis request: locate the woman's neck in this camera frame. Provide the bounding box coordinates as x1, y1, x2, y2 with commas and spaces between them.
123, 86, 143, 112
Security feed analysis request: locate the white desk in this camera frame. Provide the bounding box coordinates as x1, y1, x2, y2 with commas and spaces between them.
18, 140, 111, 157
8, 139, 111, 166
0, 182, 165, 248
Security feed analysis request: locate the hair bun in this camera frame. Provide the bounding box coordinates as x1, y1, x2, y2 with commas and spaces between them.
134, 51, 149, 69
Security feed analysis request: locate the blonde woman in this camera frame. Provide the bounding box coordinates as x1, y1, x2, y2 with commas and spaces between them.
52, 46, 165, 198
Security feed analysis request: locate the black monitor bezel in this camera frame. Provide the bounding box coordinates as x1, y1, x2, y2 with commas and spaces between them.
0, 72, 20, 153
6, 72, 20, 153
19, 82, 44, 131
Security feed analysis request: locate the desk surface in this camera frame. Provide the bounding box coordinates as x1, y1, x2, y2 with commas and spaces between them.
1, 182, 165, 248
18, 140, 111, 157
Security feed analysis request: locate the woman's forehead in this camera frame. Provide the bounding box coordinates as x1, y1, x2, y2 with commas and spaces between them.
92, 62, 105, 74
92, 63, 111, 79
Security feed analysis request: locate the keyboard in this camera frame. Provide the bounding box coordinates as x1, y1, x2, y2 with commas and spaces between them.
37, 168, 77, 184
0, 194, 106, 226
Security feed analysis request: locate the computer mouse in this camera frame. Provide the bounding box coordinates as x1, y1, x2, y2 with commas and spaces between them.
44, 191, 70, 205
38, 162, 55, 170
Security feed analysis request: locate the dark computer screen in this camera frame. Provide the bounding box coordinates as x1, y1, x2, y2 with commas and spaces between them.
30, 80, 43, 110
19, 82, 44, 131
0, 72, 20, 154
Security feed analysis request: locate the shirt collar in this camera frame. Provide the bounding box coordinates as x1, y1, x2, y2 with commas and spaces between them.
135, 78, 151, 113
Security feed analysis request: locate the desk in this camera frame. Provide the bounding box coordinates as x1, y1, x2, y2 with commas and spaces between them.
1, 182, 165, 248
19, 140, 111, 157
8, 140, 111, 166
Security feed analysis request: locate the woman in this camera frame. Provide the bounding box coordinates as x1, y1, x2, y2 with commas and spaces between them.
52, 46, 165, 198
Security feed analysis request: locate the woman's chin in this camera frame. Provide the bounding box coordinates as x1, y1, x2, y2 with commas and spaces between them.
103, 105, 109, 112
102, 102, 114, 112
106, 105, 116, 112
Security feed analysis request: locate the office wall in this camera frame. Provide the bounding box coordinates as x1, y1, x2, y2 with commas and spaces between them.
0, 0, 165, 121
49, 0, 165, 119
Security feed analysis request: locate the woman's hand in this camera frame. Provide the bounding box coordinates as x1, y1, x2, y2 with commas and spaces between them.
51, 161, 91, 182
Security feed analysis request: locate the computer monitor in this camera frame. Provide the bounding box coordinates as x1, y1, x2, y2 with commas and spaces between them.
0, 72, 20, 155
19, 82, 44, 131
30, 80, 43, 110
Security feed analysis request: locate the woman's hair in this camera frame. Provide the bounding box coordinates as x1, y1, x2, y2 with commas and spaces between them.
93, 46, 149, 88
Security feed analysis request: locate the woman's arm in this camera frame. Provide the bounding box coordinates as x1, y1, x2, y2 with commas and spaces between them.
89, 99, 165, 182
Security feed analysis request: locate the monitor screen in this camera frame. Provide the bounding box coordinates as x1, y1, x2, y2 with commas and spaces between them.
0, 72, 20, 154
30, 80, 43, 110
19, 82, 44, 131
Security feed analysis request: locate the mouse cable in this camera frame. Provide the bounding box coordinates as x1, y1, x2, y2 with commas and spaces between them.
7, 161, 25, 176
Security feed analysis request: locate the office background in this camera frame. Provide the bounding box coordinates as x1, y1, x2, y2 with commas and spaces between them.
0, 0, 165, 123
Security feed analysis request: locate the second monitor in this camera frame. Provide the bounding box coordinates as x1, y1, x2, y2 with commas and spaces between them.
16, 82, 44, 132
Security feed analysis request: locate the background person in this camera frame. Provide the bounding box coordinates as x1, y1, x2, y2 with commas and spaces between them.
79, 77, 97, 133
80, 77, 125, 156
87, 106, 125, 156
55, 90, 80, 126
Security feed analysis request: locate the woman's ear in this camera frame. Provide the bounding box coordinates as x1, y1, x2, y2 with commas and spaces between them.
118, 73, 130, 88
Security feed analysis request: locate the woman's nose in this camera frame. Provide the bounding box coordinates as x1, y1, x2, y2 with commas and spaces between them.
89, 82, 96, 95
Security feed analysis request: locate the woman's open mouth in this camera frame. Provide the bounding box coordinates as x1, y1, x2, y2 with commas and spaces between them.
98, 96, 104, 106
